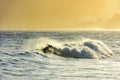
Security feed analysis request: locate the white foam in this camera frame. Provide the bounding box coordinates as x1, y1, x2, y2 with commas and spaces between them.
23, 37, 114, 59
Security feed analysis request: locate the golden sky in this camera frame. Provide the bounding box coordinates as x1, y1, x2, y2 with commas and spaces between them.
0, 0, 120, 30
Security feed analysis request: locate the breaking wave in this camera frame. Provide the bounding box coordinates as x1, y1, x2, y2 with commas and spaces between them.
23, 37, 114, 59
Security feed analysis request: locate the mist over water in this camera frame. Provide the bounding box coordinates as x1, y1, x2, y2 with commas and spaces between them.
28, 37, 113, 59
0, 31, 120, 80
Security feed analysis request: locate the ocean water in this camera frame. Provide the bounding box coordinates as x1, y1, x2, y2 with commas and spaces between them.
0, 31, 120, 80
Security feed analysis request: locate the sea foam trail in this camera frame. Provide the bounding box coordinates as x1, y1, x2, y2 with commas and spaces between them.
23, 37, 114, 59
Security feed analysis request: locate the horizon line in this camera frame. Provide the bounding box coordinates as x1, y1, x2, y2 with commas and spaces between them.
0, 28, 120, 32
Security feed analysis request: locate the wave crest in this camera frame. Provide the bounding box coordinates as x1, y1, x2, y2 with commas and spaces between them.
38, 38, 113, 59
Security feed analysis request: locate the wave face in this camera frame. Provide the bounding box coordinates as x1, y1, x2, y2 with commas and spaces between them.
36, 38, 113, 59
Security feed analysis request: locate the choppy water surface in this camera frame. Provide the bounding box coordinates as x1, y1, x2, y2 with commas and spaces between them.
0, 31, 120, 80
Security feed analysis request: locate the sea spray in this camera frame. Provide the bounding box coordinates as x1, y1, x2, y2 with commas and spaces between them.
23, 37, 113, 59
22, 37, 62, 52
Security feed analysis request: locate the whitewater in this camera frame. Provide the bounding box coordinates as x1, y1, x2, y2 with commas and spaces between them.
0, 31, 120, 80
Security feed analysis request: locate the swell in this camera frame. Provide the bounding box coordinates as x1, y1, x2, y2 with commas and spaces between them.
32, 38, 114, 59
0, 37, 114, 59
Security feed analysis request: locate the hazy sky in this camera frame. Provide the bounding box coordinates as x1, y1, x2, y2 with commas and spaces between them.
0, 0, 120, 30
